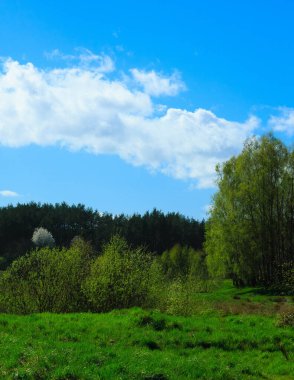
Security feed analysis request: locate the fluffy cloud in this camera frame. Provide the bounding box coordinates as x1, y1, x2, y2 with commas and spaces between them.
0, 56, 259, 188
269, 108, 294, 135
0, 190, 19, 197
130, 68, 186, 96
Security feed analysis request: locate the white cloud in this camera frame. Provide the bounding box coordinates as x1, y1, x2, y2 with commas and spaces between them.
0, 190, 19, 197
269, 108, 294, 135
130, 68, 186, 97
0, 57, 259, 188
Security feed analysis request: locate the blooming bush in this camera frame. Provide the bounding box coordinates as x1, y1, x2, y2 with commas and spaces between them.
32, 227, 55, 248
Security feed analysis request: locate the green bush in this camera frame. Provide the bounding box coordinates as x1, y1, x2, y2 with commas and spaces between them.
164, 277, 195, 316
83, 236, 155, 312
0, 243, 91, 314
144, 258, 166, 309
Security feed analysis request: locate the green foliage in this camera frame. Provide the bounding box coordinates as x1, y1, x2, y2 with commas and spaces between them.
0, 234, 214, 315
70, 235, 96, 258
161, 244, 208, 280
164, 277, 194, 316
83, 236, 155, 311
0, 243, 91, 313
206, 135, 294, 289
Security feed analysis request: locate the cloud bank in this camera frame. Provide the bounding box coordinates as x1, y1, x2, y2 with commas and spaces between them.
0, 55, 259, 188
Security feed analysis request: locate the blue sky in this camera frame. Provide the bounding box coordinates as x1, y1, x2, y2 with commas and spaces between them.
0, 0, 294, 218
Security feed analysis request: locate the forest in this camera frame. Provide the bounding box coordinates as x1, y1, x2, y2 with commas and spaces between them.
0, 204, 204, 270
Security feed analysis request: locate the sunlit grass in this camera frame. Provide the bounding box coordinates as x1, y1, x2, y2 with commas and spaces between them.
0, 302, 293, 379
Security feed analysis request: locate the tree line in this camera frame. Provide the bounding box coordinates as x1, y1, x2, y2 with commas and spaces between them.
0, 203, 205, 269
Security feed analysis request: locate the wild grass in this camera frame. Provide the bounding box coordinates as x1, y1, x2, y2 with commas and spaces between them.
0, 281, 293, 379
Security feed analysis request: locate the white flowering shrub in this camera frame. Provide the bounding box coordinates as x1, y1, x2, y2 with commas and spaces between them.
32, 227, 55, 248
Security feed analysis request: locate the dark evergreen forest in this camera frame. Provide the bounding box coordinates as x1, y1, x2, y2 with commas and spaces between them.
0, 203, 205, 269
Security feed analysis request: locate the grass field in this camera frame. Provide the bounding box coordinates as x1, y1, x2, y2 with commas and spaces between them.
0, 282, 293, 380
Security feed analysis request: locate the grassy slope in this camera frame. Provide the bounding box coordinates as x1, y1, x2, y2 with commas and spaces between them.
0, 282, 293, 380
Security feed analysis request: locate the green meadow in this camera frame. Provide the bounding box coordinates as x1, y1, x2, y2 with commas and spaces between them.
0, 281, 293, 380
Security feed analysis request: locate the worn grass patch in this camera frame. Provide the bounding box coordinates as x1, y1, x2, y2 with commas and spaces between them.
190, 280, 294, 316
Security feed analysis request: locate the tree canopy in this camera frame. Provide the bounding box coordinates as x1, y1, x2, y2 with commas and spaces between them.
205, 134, 294, 289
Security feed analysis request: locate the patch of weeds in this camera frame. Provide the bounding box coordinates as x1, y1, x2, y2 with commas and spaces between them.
184, 341, 198, 349
136, 313, 182, 331
169, 322, 182, 330
137, 314, 167, 331
276, 311, 294, 327
184, 338, 260, 352
144, 340, 161, 350
198, 341, 212, 349
152, 319, 167, 331
59, 334, 80, 343
87, 356, 106, 367
12, 370, 31, 380
137, 315, 153, 327
0, 319, 8, 327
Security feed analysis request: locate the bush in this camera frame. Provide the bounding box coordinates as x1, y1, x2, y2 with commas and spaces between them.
32, 227, 55, 248
83, 236, 155, 312
0, 244, 91, 313
164, 277, 197, 316
144, 259, 166, 309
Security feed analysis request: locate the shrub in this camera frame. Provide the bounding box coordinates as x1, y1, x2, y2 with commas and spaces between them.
83, 236, 155, 312
0, 245, 91, 313
32, 227, 55, 248
165, 277, 194, 316
70, 235, 96, 258
144, 258, 167, 309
